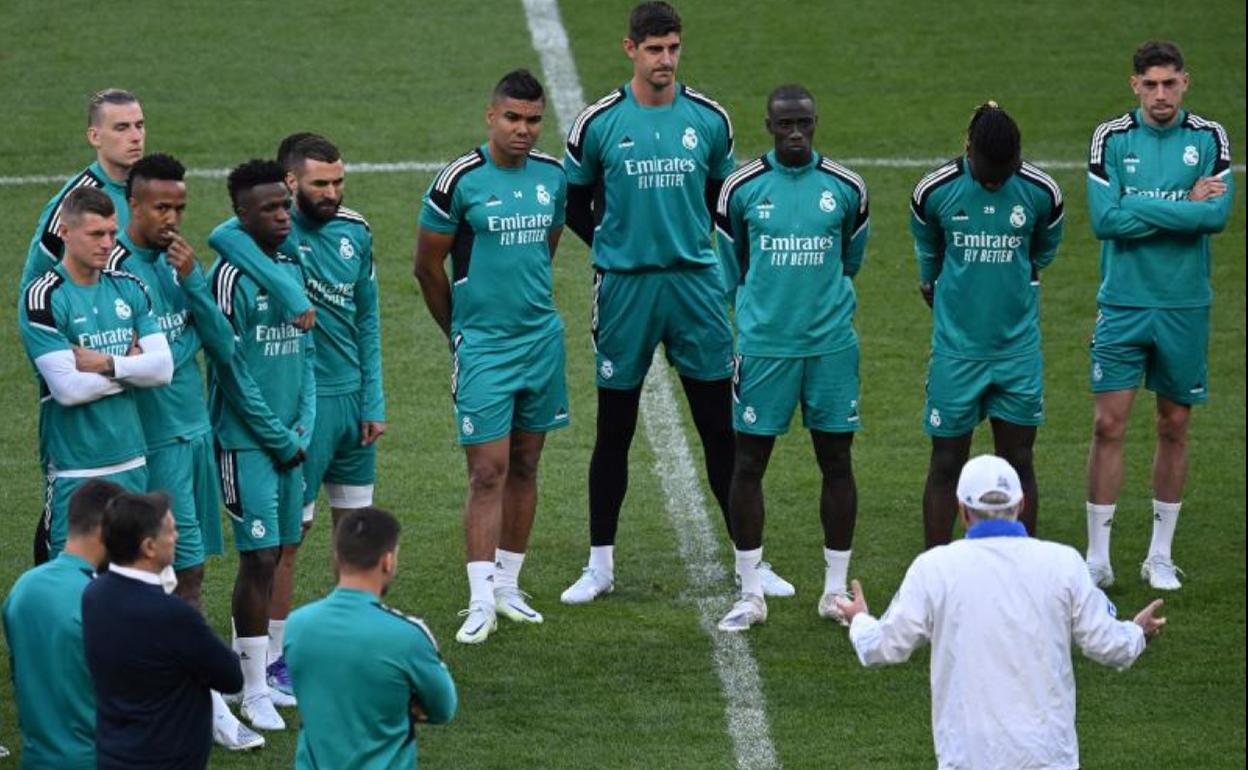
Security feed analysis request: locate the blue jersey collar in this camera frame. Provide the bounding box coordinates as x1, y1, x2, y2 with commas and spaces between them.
965, 519, 1028, 539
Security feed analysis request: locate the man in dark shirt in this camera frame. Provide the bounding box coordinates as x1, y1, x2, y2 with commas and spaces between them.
82, 492, 243, 769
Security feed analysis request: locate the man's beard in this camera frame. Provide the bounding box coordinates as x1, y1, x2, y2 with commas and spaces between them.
298, 189, 340, 223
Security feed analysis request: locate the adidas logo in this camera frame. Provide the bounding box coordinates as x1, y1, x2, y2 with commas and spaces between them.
485, 195, 502, 207
952, 210, 969, 221
1124, 152, 1140, 162
756, 198, 774, 211
618, 136, 634, 148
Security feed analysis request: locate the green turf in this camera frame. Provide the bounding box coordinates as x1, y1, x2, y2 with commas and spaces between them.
0, 0, 1243, 767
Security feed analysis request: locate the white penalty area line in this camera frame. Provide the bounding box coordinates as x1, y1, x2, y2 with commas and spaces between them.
521, 0, 782, 768
2, 156, 1241, 189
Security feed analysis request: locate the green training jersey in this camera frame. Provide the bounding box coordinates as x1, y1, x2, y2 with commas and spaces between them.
291, 205, 385, 419
207, 235, 315, 458
19, 264, 158, 470
21, 161, 130, 290
2, 552, 97, 770
421, 145, 567, 348
106, 233, 232, 449
911, 157, 1064, 360
1087, 108, 1235, 308
285, 587, 457, 770
208, 217, 311, 320
564, 82, 735, 271
715, 151, 869, 357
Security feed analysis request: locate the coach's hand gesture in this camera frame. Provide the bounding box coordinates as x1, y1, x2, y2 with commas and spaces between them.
1133, 599, 1166, 643
835, 579, 869, 625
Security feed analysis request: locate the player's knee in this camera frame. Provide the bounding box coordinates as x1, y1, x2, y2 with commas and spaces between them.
1156, 409, 1190, 445
733, 447, 768, 482
817, 442, 854, 481
929, 444, 964, 481
507, 451, 540, 483
1092, 410, 1128, 444
467, 458, 508, 493
999, 445, 1035, 476
240, 548, 280, 580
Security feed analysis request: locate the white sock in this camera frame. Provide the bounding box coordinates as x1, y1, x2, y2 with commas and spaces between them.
823, 548, 852, 595
1086, 502, 1116, 564
211, 690, 239, 725
495, 549, 525, 591
237, 636, 268, 699
589, 545, 614, 576
267, 620, 286, 664
467, 561, 495, 606
1148, 499, 1181, 562
735, 547, 763, 597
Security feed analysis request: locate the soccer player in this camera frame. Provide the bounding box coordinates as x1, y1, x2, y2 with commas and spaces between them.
107, 153, 263, 751
285, 508, 457, 769
18, 187, 173, 558
415, 69, 569, 644
561, 1, 792, 602
1083, 42, 1234, 591
271, 134, 384, 669
3, 479, 121, 770
713, 85, 869, 632
23, 89, 145, 565
911, 102, 1064, 548
208, 159, 316, 731
21, 89, 145, 288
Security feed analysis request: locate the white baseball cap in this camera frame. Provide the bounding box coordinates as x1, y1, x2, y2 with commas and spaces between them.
957, 455, 1023, 511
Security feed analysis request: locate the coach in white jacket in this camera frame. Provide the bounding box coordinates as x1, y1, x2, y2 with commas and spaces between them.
836, 454, 1166, 770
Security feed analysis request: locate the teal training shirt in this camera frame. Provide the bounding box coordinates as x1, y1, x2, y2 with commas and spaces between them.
207, 217, 311, 319
421, 145, 567, 348
292, 205, 385, 419
715, 150, 869, 357
285, 587, 457, 770
107, 232, 223, 450
206, 236, 315, 457
1087, 108, 1235, 308
911, 157, 1064, 360
2, 553, 98, 770
564, 82, 735, 271
21, 161, 130, 290
18, 264, 158, 470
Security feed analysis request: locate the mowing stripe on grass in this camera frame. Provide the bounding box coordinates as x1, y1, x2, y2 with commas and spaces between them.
521, 1, 781, 767
3, 157, 1242, 187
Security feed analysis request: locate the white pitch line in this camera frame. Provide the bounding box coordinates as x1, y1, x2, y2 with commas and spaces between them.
521, 1, 781, 768
641, 361, 783, 770
3, 156, 1242, 188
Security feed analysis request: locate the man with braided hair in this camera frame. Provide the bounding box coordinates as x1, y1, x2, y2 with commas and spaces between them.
910, 102, 1064, 547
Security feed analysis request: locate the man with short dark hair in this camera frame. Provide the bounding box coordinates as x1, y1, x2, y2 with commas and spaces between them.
18, 187, 173, 560
208, 159, 316, 730
21, 89, 145, 287
109, 152, 263, 751
713, 85, 869, 632
3, 479, 121, 770
416, 69, 568, 644
285, 508, 457, 769
561, 1, 785, 603
1084, 40, 1234, 591
82, 492, 243, 770
259, 134, 386, 692
911, 102, 1064, 548
836, 455, 1166, 770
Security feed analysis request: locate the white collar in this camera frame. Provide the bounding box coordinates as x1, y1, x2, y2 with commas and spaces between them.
109, 563, 164, 586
